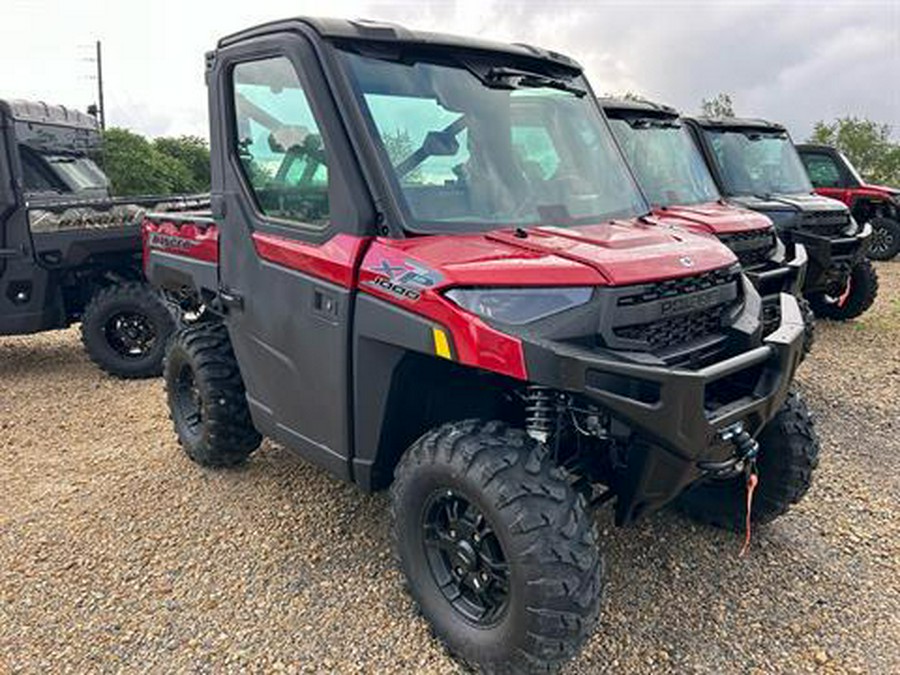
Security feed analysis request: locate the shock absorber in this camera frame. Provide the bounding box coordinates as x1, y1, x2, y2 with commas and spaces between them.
524, 386, 557, 444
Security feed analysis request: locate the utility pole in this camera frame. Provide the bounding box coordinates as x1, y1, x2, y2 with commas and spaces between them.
96, 40, 106, 130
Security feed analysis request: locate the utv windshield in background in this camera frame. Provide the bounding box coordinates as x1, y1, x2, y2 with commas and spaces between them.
608, 117, 719, 207
702, 128, 813, 197
18, 146, 109, 194
339, 50, 647, 232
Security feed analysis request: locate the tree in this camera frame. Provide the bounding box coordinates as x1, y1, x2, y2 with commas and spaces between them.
809, 117, 900, 186
100, 129, 211, 197
382, 128, 422, 183
153, 136, 211, 193
700, 93, 735, 117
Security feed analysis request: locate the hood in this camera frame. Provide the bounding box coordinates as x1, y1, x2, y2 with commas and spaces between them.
371, 219, 738, 289
727, 192, 849, 215
651, 201, 772, 235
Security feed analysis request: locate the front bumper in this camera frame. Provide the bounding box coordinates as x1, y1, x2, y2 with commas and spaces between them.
744, 240, 806, 301
521, 293, 806, 523
793, 222, 871, 294
743, 241, 807, 335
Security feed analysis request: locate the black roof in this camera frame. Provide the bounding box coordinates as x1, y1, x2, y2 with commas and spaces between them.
795, 143, 832, 152
218, 17, 582, 73
686, 116, 786, 133
0, 99, 98, 130
598, 97, 678, 118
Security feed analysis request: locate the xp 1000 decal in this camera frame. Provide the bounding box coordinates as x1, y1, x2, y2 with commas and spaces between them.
364, 258, 443, 302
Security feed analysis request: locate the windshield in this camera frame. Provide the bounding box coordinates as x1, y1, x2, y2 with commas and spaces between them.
339, 51, 647, 232
608, 117, 720, 207
702, 128, 812, 197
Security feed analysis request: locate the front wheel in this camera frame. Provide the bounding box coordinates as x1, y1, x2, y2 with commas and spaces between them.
81, 281, 175, 378
391, 421, 603, 674
677, 391, 820, 530
807, 258, 879, 321
866, 216, 900, 261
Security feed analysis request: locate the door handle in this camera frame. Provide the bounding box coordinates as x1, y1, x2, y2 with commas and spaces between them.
312, 287, 339, 322
0, 247, 20, 259
218, 288, 244, 312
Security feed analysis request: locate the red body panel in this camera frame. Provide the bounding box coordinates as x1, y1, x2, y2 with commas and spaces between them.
814, 184, 898, 209
143, 215, 739, 382
252, 232, 369, 289
373, 220, 736, 288
650, 201, 772, 236
359, 240, 529, 380
142, 217, 219, 272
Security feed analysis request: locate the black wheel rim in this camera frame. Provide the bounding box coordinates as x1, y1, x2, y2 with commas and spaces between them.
103, 311, 157, 359
869, 222, 894, 256
422, 489, 510, 627
173, 364, 203, 438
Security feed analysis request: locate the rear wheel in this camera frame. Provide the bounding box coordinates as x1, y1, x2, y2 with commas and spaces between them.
81, 281, 175, 379
807, 258, 878, 321
866, 216, 900, 261
164, 322, 261, 467
677, 391, 820, 530
391, 420, 602, 674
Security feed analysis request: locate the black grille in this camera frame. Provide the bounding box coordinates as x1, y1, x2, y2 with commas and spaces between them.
800, 211, 850, 237
614, 306, 724, 350
719, 230, 775, 268
617, 267, 738, 306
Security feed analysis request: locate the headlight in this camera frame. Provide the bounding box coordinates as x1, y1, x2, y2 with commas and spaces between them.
444, 287, 593, 325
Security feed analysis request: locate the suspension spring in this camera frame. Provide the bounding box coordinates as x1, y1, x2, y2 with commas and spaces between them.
524, 386, 557, 444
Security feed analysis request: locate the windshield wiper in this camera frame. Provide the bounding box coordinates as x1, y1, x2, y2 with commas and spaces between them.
484, 67, 586, 97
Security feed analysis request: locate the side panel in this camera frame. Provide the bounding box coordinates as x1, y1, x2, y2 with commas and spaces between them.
143, 217, 220, 300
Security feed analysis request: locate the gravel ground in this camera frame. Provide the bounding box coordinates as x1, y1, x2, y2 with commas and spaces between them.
2, 261, 898, 674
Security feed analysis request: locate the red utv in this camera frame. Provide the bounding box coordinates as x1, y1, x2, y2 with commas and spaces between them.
143, 18, 818, 674
797, 143, 900, 261
601, 98, 812, 352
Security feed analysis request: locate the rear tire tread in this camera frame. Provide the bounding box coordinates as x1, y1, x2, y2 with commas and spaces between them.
164, 322, 261, 467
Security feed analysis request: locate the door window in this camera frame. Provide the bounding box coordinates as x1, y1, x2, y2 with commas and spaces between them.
232, 57, 329, 226
801, 152, 842, 188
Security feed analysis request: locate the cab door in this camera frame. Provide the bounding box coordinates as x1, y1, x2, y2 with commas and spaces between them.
211, 37, 372, 480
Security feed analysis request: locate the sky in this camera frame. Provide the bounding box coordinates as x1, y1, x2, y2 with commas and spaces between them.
1, 0, 897, 141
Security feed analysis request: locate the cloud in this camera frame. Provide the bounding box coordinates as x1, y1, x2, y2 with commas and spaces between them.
0, 0, 897, 140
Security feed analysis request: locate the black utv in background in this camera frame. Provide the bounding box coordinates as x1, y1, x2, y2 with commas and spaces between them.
685, 117, 877, 321
0, 99, 206, 377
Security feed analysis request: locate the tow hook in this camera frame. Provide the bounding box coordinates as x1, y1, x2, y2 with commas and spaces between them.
699, 422, 762, 557
697, 422, 759, 477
